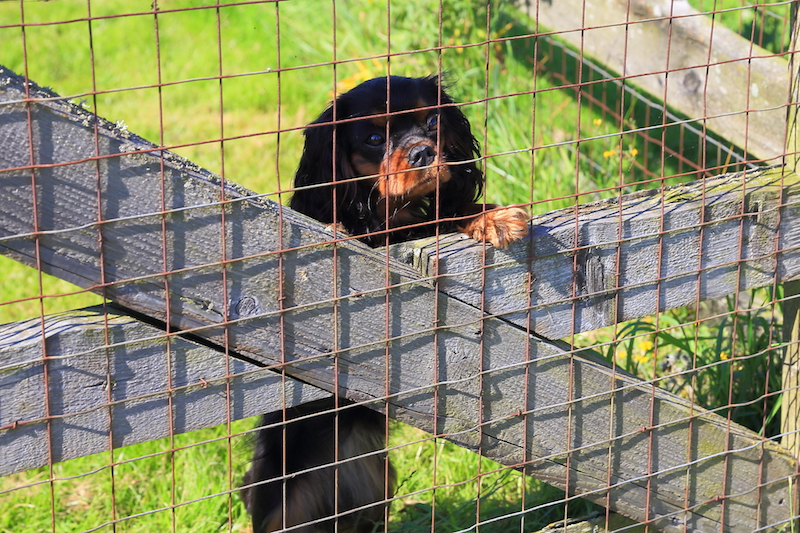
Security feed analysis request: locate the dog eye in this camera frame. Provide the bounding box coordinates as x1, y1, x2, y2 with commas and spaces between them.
365, 133, 385, 146
427, 115, 439, 131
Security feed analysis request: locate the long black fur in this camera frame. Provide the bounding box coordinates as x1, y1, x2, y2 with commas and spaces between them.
242, 398, 393, 533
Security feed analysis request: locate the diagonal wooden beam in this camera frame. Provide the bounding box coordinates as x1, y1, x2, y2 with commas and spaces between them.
0, 65, 796, 533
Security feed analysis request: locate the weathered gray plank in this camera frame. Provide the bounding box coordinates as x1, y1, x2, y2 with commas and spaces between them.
0, 66, 796, 532
394, 166, 800, 340
0, 306, 328, 476
518, 0, 789, 162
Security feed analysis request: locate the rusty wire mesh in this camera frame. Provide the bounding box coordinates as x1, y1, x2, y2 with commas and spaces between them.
0, 0, 798, 532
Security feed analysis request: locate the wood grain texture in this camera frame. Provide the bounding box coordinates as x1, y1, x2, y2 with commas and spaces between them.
0, 306, 329, 477
0, 66, 796, 532
394, 166, 800, 340
531, 511, 646, 533
781, 11, 800, 459
518, 0, 789, 161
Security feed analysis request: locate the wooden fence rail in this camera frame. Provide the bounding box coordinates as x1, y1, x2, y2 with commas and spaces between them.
519, 0, 790, 162
1, 66, 797, 532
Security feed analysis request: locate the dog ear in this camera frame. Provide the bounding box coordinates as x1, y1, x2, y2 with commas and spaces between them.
290, 104, 363, 227
437, 83, 484, 210
290, 105, 337, 223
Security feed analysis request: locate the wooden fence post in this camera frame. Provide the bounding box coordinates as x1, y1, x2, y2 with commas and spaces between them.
783, 281, 800, 455
788, 3, 800, 173
783, 5, 800, 458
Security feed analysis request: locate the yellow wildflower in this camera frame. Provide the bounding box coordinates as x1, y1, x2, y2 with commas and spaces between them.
603, 149, 616, 158
639, 340, 654, 352
593, 118, 602, 126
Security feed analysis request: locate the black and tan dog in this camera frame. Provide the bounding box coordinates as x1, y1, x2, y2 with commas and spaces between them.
242, 76, 529, 532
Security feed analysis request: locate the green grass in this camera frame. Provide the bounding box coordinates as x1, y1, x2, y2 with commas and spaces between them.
1, 421, 253, 532
0, 0, 791, 531
387, 425, 601, 533
0, 418, 601, 533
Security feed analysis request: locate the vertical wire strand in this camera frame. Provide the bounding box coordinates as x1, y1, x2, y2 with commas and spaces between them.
430, 2, 445, 530
150, 4, 179, 532
643, 2, 680, 530
683, 4, 718, 526
84, 1, 119, 529
607, 2, 633, 531
475, 2, 494, 530
564, 0, 590, 523
383, 1, 394, 530
212, 4, 236, 531
273, 2, 291, 533
17, 2, 57, 531
522, 2, 542, 530
330, 3, 341, 531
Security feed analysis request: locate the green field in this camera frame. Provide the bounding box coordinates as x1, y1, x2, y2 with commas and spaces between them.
0, 0, 791, 531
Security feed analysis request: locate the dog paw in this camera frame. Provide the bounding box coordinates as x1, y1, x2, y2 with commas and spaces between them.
460, 206, 529, 247
324, 222, 350, 236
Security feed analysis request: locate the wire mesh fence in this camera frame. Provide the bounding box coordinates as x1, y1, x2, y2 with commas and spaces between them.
1, 0, 798, 532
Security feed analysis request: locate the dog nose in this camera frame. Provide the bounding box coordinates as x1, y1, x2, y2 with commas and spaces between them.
407, 144, 436, 168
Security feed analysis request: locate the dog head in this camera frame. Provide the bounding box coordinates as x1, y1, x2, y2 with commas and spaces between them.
290, 75, 483, 245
